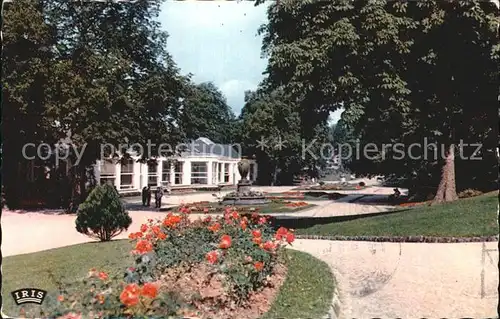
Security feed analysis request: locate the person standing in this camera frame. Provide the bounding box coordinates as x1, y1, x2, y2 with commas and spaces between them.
141, 186, 148, 206
155, 186, 163, 208
146, 186, 152, 207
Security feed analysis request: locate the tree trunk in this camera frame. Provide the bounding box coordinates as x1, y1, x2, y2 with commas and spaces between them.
433, 144, 458, 203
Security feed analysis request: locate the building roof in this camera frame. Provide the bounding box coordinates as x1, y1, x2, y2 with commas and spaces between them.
181, 137, 241, 159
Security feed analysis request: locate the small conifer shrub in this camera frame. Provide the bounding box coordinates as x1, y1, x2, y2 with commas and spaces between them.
75, 184, 132, 241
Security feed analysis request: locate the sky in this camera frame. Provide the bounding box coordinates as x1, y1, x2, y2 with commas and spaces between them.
158, 1, 343, 123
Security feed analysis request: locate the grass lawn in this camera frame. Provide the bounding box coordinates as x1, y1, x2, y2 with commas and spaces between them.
2, 242, 335, 319
295, 192, 498, 237
261, 249, 335, 319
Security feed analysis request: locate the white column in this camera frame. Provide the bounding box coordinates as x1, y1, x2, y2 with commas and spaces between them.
234, 163, 241, 184
253, 162, 258, 182
207, 160, 213, 185
182, 160, 191, 185
94, 160, 101, 184
114, 161, 121, 188
170, 162, 175, 185
156, 159, 162, 187
141, 163, 148, 189
133, 159, 141, 190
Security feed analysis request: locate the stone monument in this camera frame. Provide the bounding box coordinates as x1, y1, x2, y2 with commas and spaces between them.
221, 158, 269, 206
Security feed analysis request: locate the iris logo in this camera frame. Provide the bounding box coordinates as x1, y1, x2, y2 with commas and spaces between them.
11, 288, 47, 305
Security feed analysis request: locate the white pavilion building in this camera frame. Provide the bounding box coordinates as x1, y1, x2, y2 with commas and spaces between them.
95, 137, 258, 194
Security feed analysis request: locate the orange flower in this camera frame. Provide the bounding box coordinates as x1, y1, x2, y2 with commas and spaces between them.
98, 271, 108, 281
57, 295, 64, 302
252, 236, 262, 245
206, 250, 219, 264
262, 241, 277, 251
120, 283, 140, 307
240, 220, 247, 231
219, 235, 232, 249
275, 227, 289, 240
163, 215, 182, 228
286, 232, 295, 244
208, 222, 221, 233
151, 225, 161, 235
254, 262, 264, 271
96, 294, 105, 304
128, 232, 143, 240
231, 211, 239, 219
140, 224, 148, 233
251, 229, 262, 238
157, 232, 167, 240
141, 282, 158, 299
134, 240, 153, 254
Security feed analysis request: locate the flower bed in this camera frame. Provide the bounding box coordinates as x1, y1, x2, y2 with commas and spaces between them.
27, 209, 296, 319
295, 183, 367, 191
175, 200, 314, 215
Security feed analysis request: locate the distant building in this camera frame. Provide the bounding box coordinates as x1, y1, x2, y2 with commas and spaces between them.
95, 137, 258, 194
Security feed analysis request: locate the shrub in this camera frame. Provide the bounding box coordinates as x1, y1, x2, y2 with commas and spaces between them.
75, 184, 132, 241
457, 189, 483, 198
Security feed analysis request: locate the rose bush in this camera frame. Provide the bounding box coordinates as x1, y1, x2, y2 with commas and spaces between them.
22, 207, 294, 318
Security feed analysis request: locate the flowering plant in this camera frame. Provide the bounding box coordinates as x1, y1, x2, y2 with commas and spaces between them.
19, 207, 295, 318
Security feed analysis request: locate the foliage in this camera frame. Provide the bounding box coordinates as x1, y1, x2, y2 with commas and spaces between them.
75, 184, 132, 241
181, 82, 238, 144
258, 0, 499, 198
239, 88, 330, 185
2, 0, 190, 208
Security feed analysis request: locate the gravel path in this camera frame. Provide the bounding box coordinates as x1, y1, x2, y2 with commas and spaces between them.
290, 239, 499, 318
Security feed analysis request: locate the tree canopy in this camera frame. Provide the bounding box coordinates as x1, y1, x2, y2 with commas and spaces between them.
258, 0, 499, 200
181, 82, 238, 144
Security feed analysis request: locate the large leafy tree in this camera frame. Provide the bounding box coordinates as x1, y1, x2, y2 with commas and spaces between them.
181, 82, 238, 144
258, 0, 499, 201
240, 87, 329, 185
3, 0, 190, 208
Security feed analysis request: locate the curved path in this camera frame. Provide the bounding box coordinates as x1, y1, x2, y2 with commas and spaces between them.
290, 239, 499, 318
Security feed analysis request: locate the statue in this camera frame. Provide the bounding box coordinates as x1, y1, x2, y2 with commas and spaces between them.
237, 158, 250, 182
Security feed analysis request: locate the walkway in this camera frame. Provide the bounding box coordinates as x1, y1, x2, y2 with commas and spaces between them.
290, 239, 499, 318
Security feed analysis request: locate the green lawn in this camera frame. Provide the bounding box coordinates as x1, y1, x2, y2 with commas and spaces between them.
2, 241, 334, 319
261, 249, 335, 319
295, 192, 498, 237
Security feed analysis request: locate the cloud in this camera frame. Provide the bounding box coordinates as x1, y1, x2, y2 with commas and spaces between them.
220, 79, 258, 114
159, 2, 269, 115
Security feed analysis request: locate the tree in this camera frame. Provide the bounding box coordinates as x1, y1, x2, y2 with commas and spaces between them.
181, 82, 238, 144
75, 184, 132, 241
3, 0, 190, 208
258, 0, 498, 202
239, 88, 329, 185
